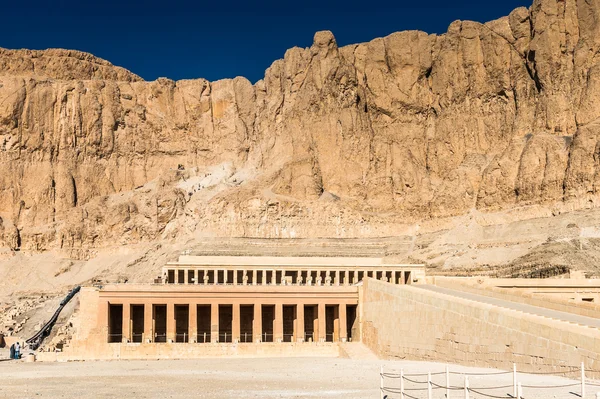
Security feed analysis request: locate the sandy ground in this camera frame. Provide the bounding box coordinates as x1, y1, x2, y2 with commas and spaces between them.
0, 353, 598, 399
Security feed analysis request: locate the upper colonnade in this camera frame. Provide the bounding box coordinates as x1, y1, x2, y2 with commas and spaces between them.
161, 255, 426, 286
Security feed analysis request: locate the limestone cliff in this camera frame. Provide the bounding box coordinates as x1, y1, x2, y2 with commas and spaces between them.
3, 0, 600, 256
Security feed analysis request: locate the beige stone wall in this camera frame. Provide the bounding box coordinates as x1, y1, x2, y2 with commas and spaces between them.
37, 342, 340, 362
361, 279, 600, 378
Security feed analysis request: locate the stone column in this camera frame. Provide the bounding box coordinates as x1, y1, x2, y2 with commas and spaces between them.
233, 269, 238, 285
232, 303, 240, 343
262, 270, 267, 285
296, 304, 305, 342
344, 270, 350, 286
307, 270, 312, 285
167, 302, 176, 343
392, 271, 397, 285
271, 270, 277, 285
122, 303, 130, 343
353, 271, 358, 284
252, 269, 257, 285
189, 303, 197, 343
144, 302, 153, 343
274, 303, 283, 342
184, 269, 189, 285
333, 306, 340, 342
211, 303, 219, 343
334, 270, 340, 286
224, 269, 228, 285
318, 303, 326, 342
400, 271, 405, 285
339, 304, 347, 342
253, 303, 262, 342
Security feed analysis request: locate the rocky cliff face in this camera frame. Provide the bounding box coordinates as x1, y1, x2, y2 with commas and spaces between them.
3, 0, 600, 256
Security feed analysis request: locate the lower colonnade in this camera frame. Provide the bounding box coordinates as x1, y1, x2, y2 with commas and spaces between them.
99, 284, 359, 346
108, 301, 357, 344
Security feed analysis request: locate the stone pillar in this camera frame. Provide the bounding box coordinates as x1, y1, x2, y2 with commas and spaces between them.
318, 303, 326, 342
307, 270, 312, 285
353, 271, 358, 284
339, 304, 347, 342
274, 303, 283, 342
204, 269, 209, 285
334, 270, 340, 286
233, 269, 238, 285
392, 271, 397, 285
344, 270, 350, 286
143, 302, 153, 343
189, 303, 197, 343
296, 304, 305, 342
400, 271, 405, 285
224, 269, 228, 285
184, 269, 188, 285
122, 303, 131, 343
333, 305, 340, 342
252, 269, 257, 285
271, 270, 277, 285
253, 303, 262, 342
211, 303, 219, 343
167, 303, 176, 343
232, 303, 240, 343
262, 270, 267, 285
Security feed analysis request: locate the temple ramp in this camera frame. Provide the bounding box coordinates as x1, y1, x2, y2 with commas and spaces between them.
339, 342, 378, 360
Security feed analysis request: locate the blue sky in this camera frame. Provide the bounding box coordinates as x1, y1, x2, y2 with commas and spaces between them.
2, 0, 531, 82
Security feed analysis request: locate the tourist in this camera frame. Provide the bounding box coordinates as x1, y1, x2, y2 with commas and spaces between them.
9, 343, 14, 360
14, 342, 20, 359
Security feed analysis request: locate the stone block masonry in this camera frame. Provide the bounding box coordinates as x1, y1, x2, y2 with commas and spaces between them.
361, 279, 600, 378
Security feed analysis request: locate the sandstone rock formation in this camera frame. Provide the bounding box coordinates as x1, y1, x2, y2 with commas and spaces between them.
3, 0, 600, 257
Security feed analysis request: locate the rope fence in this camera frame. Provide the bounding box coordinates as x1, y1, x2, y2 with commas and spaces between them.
379, 362, 600, 399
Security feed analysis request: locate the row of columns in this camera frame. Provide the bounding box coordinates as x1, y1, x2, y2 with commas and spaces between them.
164, 268, 411, 286
115, 302, 352, 344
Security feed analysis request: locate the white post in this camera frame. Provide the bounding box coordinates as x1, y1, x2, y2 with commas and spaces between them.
446, 365, 450, 399
400, 369, 405, 399
380, 365, 384, 399
517, 382, 523, 399
464, 375, 469, 399
513, 363, 517, 398
428, 371, 432, 399
582, 362, 586, 399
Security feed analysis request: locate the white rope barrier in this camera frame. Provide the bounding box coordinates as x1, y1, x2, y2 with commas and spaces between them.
380, 362, 600, 399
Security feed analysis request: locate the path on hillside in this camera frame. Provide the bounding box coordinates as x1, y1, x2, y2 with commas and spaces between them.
418, 285, 600, 329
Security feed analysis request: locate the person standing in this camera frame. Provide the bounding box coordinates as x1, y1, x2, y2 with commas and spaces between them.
9, 343, 14, 360
14, 341, 20, 359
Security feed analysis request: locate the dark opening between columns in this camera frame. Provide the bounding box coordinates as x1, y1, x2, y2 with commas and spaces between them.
108, 304, 123, 343
219, 305, 232, 342
261, 305, 274, 342
131, 305, 144, 343
304, 305, 317, 342
282, 305, 295, 342
240, 305, 254, 342
197, 305, 211, 343
153, 305, 167, 343
346, 305, 358, 342
175, 305, 189, 342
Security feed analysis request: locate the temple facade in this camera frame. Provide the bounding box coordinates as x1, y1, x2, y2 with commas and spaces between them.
44, 255, 425, 360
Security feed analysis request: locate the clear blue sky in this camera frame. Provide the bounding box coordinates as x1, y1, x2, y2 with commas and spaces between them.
2, 0, 531, 83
